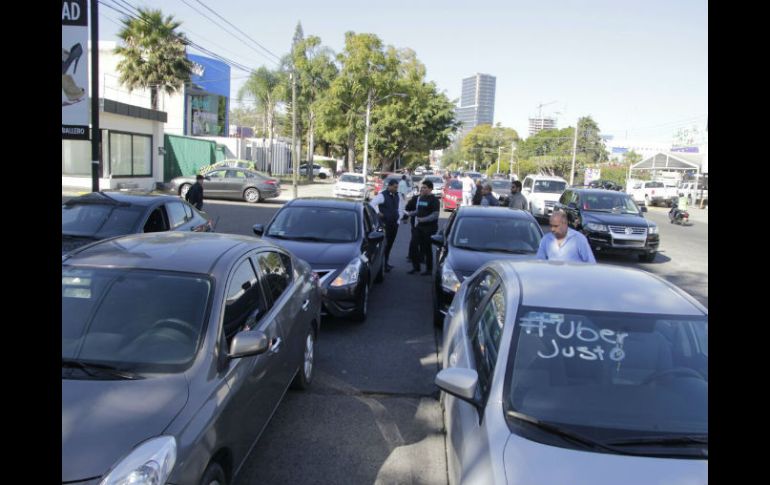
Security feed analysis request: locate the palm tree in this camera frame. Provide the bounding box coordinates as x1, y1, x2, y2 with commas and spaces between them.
238, 67, 286, 175
114, 8, 193, 111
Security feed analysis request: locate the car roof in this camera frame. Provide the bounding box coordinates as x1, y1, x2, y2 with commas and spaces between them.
63, 232, 278, 275
525, 175, 566, 181
491, 260, 706, 316
455, 206, 536, 220
570, 188, 630, 196
287, 197, 362, 210
65, 191, 179, 207
339, 172, 365, 177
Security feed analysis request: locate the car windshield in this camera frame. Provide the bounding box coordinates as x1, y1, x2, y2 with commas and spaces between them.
267, 207, 359, 242
62, 203, 144, 238
533, 180, 566, 193
452, 217, 542, 253
448, 180, 463, 190
339, 174, 364, 184
580, 193, 641, 214
646, 181, 664, 188
62, 267, 211, 373
506, 307, 707, 440
491, 180, 512, 191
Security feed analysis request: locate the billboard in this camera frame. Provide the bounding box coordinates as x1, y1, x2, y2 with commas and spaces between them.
62, 0, 89, 140
584, 168, 601, 184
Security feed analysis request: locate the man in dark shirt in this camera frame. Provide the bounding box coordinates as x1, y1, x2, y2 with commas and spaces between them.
404, 180, 440, 275
508, 180, 528, 210
369, 179, 401, 272
185, 174, 205, 210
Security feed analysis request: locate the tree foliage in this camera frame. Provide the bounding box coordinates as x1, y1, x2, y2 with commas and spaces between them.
460, 124, 519, 172
114, 8, 193, 110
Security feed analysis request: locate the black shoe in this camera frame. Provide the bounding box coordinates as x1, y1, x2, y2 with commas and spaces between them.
407, 269, 420, 274
420, 270, 431, 276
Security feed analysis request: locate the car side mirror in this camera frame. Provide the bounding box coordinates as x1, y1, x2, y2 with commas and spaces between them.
252, 224, 264, 236
435, 368, 481, 409
368, 231, 385, 242
431, 234, 445, 246
229, 330, 269, 359
640, 206, 648, 213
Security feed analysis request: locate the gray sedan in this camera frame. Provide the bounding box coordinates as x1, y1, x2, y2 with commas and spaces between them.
62, 232, 321, 485
169, 167, 281, 203
436, 260, 707, 485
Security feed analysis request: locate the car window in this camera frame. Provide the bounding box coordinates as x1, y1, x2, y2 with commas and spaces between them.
523, 178, 533, 189
182, 202, 194, 220
62, 202, 144, 238
143, 206, 170, 233
465, 270, 500, 324
469, 286, 506, 400
340, 174, 364, 184
223, 258, 264, 343
448, 180, 462, 190
364, 205, 379, 229
453, 217, 542, 253
166, 202, 189, 229
533, 180, 566, 193
363, 207, 373, 234
207, 170, 225, 179
255, 251, 293, 308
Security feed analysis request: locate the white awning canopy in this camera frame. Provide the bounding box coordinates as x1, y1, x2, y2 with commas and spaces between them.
631, 152, 704, 172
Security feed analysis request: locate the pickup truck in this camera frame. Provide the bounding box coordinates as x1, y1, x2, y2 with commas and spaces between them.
628, 181, 678, 207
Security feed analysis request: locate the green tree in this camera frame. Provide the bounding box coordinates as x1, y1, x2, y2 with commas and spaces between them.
238, 67, 287, 174
114, 8, 193, 110
460, 124, 519, 172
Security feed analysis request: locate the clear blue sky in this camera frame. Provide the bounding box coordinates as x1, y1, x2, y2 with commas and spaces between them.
99, 0, 708, 144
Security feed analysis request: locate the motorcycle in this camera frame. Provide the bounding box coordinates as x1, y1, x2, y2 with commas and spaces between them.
668, 200, 690, 225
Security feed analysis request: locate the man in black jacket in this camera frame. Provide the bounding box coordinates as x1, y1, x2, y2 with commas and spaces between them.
369, 179, 401, 272
185, 174, 205, 210
404, 180, 440, 275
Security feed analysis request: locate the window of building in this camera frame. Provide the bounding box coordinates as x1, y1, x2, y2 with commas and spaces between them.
108, 131, 152, 177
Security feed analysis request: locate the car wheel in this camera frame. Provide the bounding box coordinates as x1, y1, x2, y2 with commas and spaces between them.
291, 326, 315, 390
244, 187, 260, 203
319, 173, 327, 179
199, 462, 227, 485
374, 256, 385, 283
179, 183, 191, 199
638, 252, 656, 263
351, 282, 369, 322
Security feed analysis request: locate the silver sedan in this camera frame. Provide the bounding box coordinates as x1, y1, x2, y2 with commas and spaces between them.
436, 260, 707, 485
169, 167, 281, 203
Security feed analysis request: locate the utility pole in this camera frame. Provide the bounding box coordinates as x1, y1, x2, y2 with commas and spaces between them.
362, 89, 372, 199
90, 0, 100, 192
510, 141, 515, 179
497, 146, 502, 175
570, 120, 579, 186
291, 71, 298, 199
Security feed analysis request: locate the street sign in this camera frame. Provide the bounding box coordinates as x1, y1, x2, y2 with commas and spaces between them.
62, 0, 89, 140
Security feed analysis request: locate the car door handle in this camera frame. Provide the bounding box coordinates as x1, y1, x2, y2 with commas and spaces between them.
301, 299, 310, 312
270, 337, 282, 354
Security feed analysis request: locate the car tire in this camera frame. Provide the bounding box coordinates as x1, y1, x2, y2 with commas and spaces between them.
179, 183, 191, 199
319, 173, 327, 180
291, 325, 315, 390
244, 187, 260, 204
199, 462, 227, 485
374, 256, 385, 284
638, 252, 656, 263
351, 282, 369, 322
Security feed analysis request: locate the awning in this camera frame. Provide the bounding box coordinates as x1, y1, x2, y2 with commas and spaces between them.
631, 152, 704, 171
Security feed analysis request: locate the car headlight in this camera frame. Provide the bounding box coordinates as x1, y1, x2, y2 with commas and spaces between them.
331, 257, 362, 287
585, 222, 609, 232
648, 225, 658, 234
441, 263, 461, 293
99, 436, 176, 485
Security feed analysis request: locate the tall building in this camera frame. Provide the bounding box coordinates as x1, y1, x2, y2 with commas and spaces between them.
455, 73, 496, 136
528, 117, 557, 136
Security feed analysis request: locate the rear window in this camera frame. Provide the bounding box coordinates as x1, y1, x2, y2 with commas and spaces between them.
62, 203, 144, 238
340, 174, 364, 184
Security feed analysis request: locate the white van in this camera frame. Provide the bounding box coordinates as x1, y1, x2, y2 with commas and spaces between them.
521, 174, 568, 219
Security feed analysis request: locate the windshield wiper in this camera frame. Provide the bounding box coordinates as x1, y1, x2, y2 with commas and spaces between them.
486, 248, 532, 254
607, 435, 708, 446
506, 410, 620, 453
62, 358, 139, 380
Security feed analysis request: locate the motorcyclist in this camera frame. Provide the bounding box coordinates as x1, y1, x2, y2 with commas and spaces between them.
669, 195, 689, 222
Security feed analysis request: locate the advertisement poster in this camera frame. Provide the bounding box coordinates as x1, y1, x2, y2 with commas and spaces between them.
584, 167, 601, 184
62, 0, 89, 140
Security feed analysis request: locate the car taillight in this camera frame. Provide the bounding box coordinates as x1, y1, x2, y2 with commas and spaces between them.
265, 180, 277, 185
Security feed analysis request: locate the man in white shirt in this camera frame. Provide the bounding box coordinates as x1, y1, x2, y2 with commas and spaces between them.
461, 174, 476, 206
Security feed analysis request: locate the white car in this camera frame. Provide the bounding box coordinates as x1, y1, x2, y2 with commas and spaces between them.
422, 175, 445, 197
521, 174, 568, 220
334, 172, 370, 200
299, 163, 333, 179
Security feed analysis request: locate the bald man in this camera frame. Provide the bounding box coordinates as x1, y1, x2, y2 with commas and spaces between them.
536, 210, 596, 263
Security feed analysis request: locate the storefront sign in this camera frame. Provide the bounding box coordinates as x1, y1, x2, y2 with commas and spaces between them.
62, 0, 90, 140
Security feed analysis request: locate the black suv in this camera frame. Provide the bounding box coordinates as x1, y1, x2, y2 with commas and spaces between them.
555, 188, 659, 262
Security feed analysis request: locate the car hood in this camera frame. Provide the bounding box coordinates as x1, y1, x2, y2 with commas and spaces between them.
62, 374, 188, 482
503, 433, 706, 485
583, 212, 652, 227
264, 237, 360, 267
336, 181, 365, 189
447, 245, 537, 280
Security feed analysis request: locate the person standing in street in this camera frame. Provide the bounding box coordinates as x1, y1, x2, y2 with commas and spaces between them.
472, 179, 483, 205
369, 179, 401, 272
461, 173, 475, 206
185, 174, 205, 210
480, 183, 501, 206
508, 180, 528, 210
398, 174, 411, 206
404, 180, 440, 275
536, 210, 596, 263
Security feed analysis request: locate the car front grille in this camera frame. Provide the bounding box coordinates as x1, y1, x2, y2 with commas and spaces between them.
608, 225, 647, 236
544, 200, 556, 208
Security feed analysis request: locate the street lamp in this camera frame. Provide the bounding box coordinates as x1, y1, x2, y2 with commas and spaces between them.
362, 91, 407, 198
